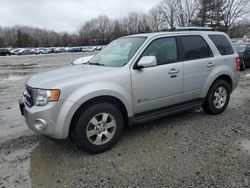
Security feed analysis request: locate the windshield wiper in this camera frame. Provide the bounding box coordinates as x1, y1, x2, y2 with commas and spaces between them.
88, 62, 105, 66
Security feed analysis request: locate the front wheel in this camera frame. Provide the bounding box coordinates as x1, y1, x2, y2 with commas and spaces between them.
73, 103, 124, 154
202, 80, 230, 115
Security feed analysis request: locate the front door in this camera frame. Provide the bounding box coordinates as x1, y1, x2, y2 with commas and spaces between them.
130, 37, 183, 114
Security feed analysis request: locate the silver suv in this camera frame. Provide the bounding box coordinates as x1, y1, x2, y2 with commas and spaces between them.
19, 30, 241, 153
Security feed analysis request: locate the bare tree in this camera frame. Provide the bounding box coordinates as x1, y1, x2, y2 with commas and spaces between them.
176, 0, 199, 27
222, 0, 250, 32
1, 0, 249, 48
123, 12, 141, 34
161, 0, 179, 29
95, 15, 112, 42
138, 13, 150, 33
148, 6, 165, 31
229, 19, 250, 37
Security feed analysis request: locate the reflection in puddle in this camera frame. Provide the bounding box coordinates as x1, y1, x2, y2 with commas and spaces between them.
241, 140, 250, 154
241, 73, 250, 80
0, 72, 32, 81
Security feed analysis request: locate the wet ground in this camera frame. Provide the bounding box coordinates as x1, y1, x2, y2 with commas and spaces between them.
0, 54, 250, 188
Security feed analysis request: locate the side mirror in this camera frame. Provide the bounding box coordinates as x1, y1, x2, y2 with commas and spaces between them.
136, 56, 157, 69
72, 55, 94, 65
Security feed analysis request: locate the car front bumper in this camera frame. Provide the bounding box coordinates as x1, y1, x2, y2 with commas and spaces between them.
19, 98, 79, 139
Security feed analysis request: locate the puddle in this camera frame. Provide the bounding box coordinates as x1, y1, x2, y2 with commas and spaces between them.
0, 72, 32, 81
0, 135, 39, 188
241, 140, 250, 154
240, 73, 250, 81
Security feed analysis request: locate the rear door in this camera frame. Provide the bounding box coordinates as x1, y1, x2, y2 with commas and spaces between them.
179, 35, 215, 102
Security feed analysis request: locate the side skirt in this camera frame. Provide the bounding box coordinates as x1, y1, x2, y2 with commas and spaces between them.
129, 99, 204, 125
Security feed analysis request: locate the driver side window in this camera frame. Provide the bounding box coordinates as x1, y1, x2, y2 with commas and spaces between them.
142, 37, 178, 65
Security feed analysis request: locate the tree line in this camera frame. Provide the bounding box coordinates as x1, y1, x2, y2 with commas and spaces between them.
0, 0, 249, 48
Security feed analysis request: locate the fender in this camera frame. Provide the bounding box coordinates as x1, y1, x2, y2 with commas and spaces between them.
68, 82, 133, 115
55, 82, 133, 138
201, 65, 233, 98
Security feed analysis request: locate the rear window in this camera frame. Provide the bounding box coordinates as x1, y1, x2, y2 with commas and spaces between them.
209, 35, 234, 55
180, 35, 213, 60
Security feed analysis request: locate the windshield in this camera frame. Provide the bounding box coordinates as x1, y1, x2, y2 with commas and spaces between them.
89, 37, 146, 67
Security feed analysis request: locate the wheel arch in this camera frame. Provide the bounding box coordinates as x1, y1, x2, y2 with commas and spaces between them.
203, 74, 233, 99
69, 95, 129, 137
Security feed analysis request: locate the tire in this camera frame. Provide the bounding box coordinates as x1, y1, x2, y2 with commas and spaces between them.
202, 79, 230, 115
240, 59, 246, 71
73, 103, 124, 154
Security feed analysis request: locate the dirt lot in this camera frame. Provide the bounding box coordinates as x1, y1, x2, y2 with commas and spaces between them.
0, 53, 250, 188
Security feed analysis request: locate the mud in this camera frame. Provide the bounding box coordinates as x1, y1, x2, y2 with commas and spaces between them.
0, 53, 88, 188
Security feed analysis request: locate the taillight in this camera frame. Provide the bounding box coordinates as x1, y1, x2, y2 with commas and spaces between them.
235, 57, 241, 72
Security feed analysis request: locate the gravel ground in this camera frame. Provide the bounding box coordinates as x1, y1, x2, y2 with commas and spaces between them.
0, 53, 250, 188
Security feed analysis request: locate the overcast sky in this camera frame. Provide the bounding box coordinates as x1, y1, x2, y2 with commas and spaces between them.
0, 0, 162, 33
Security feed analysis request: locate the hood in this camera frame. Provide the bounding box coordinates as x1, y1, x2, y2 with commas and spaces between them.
26, 64, 116, 89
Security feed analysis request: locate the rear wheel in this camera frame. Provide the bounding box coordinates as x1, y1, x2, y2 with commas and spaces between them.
73, 103, 124, 154
202, 80, 230, 115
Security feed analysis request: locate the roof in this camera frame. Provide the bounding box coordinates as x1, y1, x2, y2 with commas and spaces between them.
124, 30, 226, 39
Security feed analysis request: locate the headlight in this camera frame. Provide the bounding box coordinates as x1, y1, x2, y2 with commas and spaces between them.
33, 89, 60, 106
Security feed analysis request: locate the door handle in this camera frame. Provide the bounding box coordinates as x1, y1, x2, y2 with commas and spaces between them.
168, 69, 179, 74
207, 62, 215, 67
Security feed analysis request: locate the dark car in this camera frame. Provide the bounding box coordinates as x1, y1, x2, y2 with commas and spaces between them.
234, 43, 250, 70
68, 47, 82, 53
0, 48, 11, 56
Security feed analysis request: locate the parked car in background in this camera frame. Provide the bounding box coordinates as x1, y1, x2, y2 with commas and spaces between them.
95, 46, 105, 51
0, 48, 11, 56
68, 47, 83, 53
17, 49, 36, 55
10, 49, 17, 55
234, 42, 250, 70
49, 47, 56, 53
40, 48, 52, 54
20, 29, 240, 154
81, 47, 88, 52
54, 47, 68, 53
84, 47, 96, 52
11, 49, 22, 55
33, 48, 46, 54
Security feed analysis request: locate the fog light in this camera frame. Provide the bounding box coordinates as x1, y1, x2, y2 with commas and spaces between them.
34, 118, 48, 131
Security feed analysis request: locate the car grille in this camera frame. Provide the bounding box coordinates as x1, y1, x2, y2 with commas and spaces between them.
24, 85, 34, 107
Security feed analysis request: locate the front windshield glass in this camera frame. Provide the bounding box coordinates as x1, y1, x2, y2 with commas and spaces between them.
89, 37, 146, 67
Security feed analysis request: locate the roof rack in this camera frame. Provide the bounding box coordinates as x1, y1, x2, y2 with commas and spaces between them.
170, 27, 214, 31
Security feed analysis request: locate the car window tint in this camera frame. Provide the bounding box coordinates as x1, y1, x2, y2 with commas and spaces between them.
180, 35, 212, 60
142, 37, 177, 65
209, 35, 234, 55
